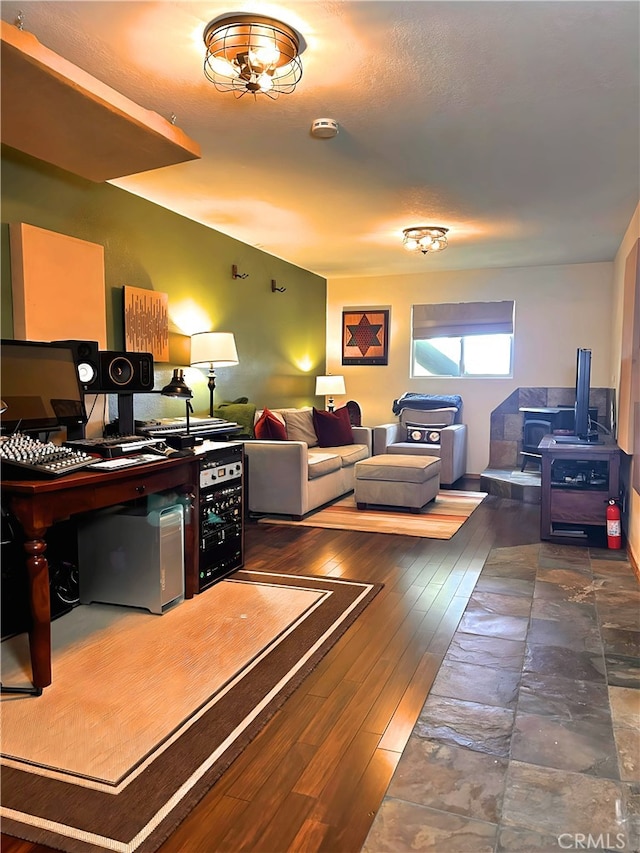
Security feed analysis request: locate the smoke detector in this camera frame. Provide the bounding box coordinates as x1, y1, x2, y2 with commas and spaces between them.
311, 118, 339, 139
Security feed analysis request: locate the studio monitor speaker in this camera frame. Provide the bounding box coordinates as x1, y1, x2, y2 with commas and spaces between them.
95, 351, 154, 393
54, 340, 100, 392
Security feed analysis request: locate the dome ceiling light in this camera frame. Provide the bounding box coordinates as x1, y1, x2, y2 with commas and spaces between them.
402, 226, 449, 254
203, 13, 304, 99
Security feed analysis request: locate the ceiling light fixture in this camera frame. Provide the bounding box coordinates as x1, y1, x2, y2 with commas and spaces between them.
203, 13, 304, 99
402, 226, 449, 254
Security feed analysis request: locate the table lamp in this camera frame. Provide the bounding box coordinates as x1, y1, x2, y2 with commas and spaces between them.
190, 332, 239, 417
160, 368, 196, 448
315, 375, 346, 412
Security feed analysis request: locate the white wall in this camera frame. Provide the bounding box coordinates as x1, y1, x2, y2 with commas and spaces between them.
327, 261, 613, 475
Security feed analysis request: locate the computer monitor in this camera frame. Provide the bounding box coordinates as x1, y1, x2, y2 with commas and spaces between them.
0, 339, 87, 435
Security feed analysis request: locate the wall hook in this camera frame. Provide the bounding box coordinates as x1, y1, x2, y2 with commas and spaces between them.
232, 265, 249, 280
271, 280, 286, 293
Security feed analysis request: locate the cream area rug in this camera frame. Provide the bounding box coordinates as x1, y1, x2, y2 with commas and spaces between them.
258, 491, 487, 539
1, 570, 381, 853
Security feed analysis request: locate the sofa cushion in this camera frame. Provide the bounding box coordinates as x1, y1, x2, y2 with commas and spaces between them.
254, 408, 287, 440
320, 443, 369, 468
313, 406, 354, 447
388, 442, 443, 457
400, 407, 457, 427
307, 450, 342, 479
283, 408, 318, 446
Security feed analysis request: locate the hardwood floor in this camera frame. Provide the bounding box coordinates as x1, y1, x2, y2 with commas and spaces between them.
1, 488, 541, 853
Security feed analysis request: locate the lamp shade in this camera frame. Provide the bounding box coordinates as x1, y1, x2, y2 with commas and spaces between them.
315, 375, 346, 396
190, 332, 239, 367
160, 368, 193, 399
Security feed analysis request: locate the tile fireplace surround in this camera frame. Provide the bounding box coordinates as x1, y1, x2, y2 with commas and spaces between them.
488, 387, 615, 471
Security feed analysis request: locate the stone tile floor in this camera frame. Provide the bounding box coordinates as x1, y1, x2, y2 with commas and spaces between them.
362, 543, 640, 853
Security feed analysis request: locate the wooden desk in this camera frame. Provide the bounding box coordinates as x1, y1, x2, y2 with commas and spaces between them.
1, 455, 200, 692
538, 435, 621, 543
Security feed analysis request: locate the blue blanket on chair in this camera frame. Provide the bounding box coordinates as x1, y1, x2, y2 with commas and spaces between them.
392, 393, 463, 416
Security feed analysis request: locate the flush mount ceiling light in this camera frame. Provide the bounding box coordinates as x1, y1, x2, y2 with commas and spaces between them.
402, 226, 449, 254
203, 13, 304, 99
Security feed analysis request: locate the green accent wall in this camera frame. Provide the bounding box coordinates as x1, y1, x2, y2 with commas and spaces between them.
0, 145, 326, 420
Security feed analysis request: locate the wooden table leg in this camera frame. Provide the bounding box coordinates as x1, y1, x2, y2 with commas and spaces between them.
24, 532, 52, 690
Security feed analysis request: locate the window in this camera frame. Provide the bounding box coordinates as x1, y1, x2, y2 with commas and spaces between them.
411, 301, 514, 377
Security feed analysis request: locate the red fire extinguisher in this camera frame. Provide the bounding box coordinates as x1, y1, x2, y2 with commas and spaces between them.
606, 499, 622, 550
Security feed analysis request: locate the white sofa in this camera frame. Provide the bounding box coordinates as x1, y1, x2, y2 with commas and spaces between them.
243, 407, 372, 519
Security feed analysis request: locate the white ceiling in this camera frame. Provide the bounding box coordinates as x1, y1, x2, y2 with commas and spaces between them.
1, 1, 639, 279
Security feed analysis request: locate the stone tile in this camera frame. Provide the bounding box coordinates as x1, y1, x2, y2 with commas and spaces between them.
481, 544, 539, 573
511, 712, 619, 779
430, 660, 521, 709
534, 579, 596, 605
614, 727, 640, 782
490, 440, 519, 470
591, 555, 638, 576
518, 388, 548, 408
538, 547, 592, 572
501, 761, 626, 838
474, 575, 535, 598
601, 655, 640, 689
467, 590, 533, 618
415, 694, 515, 758
518, 673, 611, 722
503, 413, 524, 441
496, 824, 579, 852
596, 587, 640, 608
361, 799, 497, 853
458, 611, 529, 642
484, 477, 514, 498
444, 632, 525, 671
601, 628, 640, 658
527, 616, 602, 653
537, 558, 592, 575
524, 644, 606, 683
530, 598, 599, 631
623, 782, 640, 851
593, 573, 640, 592
536, 566, 596, 591
609, 686, 640, 730
387, 737, 508, 822
597, 602, 640, 631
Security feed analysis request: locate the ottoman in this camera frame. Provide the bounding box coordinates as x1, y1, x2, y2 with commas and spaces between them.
354, 454, 441, 512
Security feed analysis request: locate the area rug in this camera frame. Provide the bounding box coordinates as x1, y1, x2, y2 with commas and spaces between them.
258, 490, 487, 539
0, 570, 381, 853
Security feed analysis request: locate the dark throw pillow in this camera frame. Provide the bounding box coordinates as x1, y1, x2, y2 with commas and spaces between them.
406, 425, 443, 444
254, 408, 287, 440
313, 406, 354, 447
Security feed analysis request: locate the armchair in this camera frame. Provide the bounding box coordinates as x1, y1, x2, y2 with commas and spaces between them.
373, 406, 467, 486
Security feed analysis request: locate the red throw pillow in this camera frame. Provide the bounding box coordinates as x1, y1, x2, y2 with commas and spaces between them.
254, 408, 287, 440
312, 406, 354, 447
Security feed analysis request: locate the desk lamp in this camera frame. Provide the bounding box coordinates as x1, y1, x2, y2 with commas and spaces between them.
160, 369, 197, 449
190, 332, 239, 417
315, 375, 346, 412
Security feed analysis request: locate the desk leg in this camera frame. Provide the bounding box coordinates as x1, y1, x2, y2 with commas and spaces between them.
24, 532, 51, 691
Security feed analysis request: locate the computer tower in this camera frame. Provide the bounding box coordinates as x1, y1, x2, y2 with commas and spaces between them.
78, 503, 184, 614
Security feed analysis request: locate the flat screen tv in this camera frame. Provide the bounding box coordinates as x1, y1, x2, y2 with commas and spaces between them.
574, 348, 594, 440
0, 339, 87, 435
553, 347, 600, 444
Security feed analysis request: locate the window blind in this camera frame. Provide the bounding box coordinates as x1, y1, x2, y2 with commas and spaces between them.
412, 301, 514, 339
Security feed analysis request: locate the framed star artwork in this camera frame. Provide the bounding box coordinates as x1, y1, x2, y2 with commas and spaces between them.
342, 309, 390, 365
